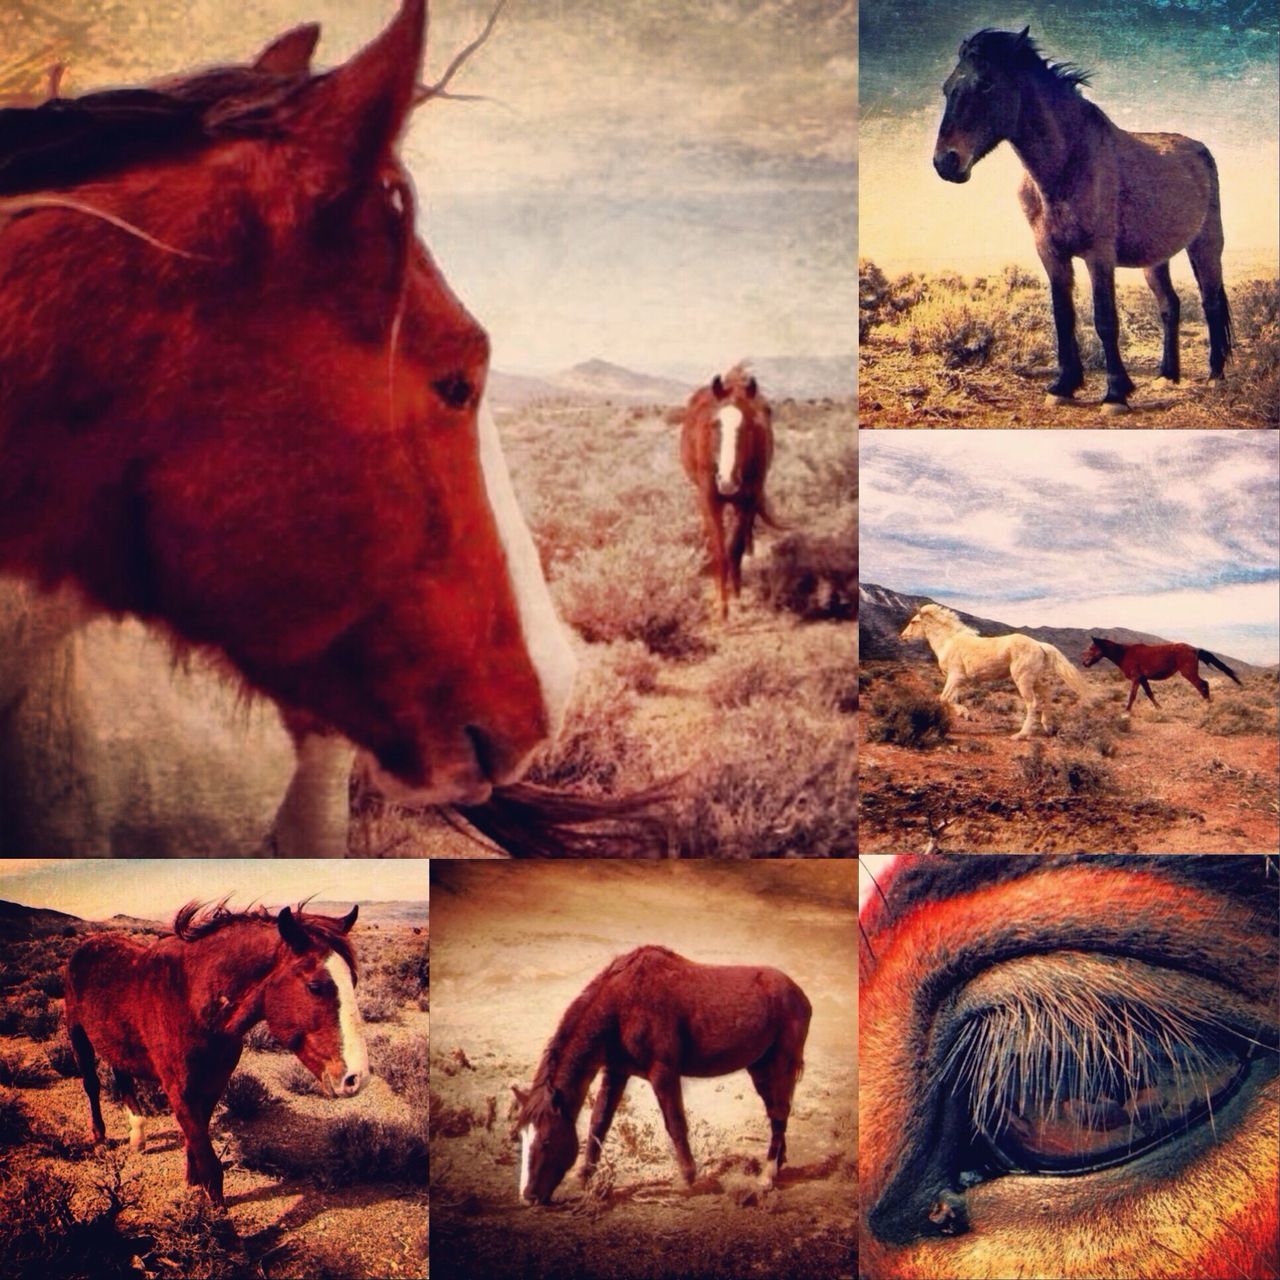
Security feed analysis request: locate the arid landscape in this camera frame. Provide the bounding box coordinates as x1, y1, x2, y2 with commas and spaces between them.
0, 899, 428, 1280
858, 264, 1279, 428
428, 862, 857, 1280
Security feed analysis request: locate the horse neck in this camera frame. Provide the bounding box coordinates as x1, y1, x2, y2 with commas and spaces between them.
537, 989, 610, 1118
1009, 75, 1097, 195
179, 923, 282, 1034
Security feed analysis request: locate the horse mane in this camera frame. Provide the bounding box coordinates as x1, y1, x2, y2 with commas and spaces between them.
962, 29, 1092, 95
519, 947, 676, 1122
919, 603, 978, 635
171, 899, 357, 974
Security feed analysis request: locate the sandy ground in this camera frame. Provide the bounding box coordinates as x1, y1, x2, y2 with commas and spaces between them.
428, 863, 857, 1280
859, 664, 1280, 854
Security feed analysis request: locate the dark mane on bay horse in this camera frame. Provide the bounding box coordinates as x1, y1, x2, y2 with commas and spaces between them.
1082, 634, 1242, 711
935, 27, 1232, 414
512, 945, 811, 1203
0, 1, 669, 859
678, 364, 779, 619
64, 899, 368, 1205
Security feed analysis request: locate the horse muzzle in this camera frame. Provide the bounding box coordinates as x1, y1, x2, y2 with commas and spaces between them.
933, 148, 972, 183
325, 1066, 367, 1098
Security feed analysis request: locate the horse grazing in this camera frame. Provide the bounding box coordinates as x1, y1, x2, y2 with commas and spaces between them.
511, 946, 811, 1203
935, 28, 1231, 414
64, 901, 368, 1205
0, 0, 577, 811
859, 854, 1280, 1279
900, 603, 1087, 738
679, 365, 777, 619
1082, 635, 1242, 712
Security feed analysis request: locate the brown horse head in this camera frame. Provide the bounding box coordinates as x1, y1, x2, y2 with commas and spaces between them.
706, 364, 770, 497
261, 905, 368, 1097
1081, 638, 1105, 667
512, 1081, 580, 1204
0, 0, 575, 805
935, 27, 1035, 182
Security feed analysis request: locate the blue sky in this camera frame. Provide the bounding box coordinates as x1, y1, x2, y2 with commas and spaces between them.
860, 430, 1280, 665
0, 860, 428, 921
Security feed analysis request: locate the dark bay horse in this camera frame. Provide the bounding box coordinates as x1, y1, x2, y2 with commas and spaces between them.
935, 28, 1232, 413
64, 902, 368, 1205
678, 365, 778, 619
0, 0, 577, 810
512, 945, 811, 1203
1082, 635, 1242, 711
860, 854, 1279, 1279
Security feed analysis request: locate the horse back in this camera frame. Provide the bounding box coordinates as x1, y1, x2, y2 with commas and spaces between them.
65, 933, 170, 1076
1114, 130, 1216, 266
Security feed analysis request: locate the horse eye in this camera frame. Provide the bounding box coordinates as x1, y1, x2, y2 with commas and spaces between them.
433, 373, 474, 410
306, 980, 332, 996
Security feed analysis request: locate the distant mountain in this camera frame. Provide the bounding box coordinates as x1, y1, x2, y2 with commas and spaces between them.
309, 901, 427, 927
554, 359, 693, 404
659, 355, 855, 401
0, 899, 85, 941
486, 369, 565, 406
860, 583, 1260, 673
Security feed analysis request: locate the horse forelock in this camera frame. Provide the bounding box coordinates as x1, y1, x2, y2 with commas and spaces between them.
961, 28, 1091, 94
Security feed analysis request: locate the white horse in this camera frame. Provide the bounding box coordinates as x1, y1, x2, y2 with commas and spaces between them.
900, 603, 1088, 739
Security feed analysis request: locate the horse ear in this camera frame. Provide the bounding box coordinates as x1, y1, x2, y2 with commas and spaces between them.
511, 1084, 530, 1106
337, 904, 358, 934
281, 0, 425, 193
711, 375, 727, 400
1015, 25, 1031, 45
253, 22, 321, 74
277, 906, 312, 955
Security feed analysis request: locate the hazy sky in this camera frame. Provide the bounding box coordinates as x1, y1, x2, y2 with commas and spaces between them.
24, 0, 855, 373
860, 0, 1279, 278
860, 430, 1280, 665
0, 859, 428, 921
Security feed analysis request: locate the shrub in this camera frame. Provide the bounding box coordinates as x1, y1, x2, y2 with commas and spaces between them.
324, 1115, 428, 1186
22, 1008, 61, 1042
867, 689, 950, 748
0, 1051, 54, 1089
358, 985, 401, 1024
907, 299, 997, 368
757, 528, 856, 621
45, 1041, 80, 1078
705, 654, 799, 710
1018, 742, 1113, 795
0, 1086, 30, 1149
1200, 702, 1270, 736
33, 971, 64, 999
282, 1063, 319, 1097
244, 1023, 285, 1053
219, 1072, 274, 1122
375, 1035, 429, 1109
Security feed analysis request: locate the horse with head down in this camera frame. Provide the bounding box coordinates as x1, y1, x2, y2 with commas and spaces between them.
0, 0, 576, 825
679, 365, 778, 620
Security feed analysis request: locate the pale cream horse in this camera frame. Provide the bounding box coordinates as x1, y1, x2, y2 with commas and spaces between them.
900, 604, 1088, 738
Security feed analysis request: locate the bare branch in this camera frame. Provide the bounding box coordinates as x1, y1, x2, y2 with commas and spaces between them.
415, 0, 506, 105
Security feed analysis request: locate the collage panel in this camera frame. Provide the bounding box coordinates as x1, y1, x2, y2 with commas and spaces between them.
858, 0, 1279, 428
428, 861, 857, 1280
858, 854, 1280, 1280
0, 858, 429, 1279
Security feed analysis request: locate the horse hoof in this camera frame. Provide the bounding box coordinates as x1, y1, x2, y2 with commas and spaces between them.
1151, 377, 1179, 390
1100, 400, 1131, 416
1043, 394, 1074, 408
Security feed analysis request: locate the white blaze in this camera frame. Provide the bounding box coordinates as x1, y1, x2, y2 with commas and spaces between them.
477, 400, 578, 758
715, 404, 744, 493
325, 954, 368, 1090
518, 1123, 534, 1200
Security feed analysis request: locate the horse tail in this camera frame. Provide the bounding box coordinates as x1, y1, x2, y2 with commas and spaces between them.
1045, 643, 1089, 698
1198, 649, 1243, 686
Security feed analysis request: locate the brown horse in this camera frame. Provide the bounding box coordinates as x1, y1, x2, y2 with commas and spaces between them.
678, 365, 778, 619
1082, 634, 1242, 711
64, 901, 368, 1205
860, 854, 1279, 1280
935, 29, 1232, 414
0, 0, 577, 810
511, 945, 811, 1203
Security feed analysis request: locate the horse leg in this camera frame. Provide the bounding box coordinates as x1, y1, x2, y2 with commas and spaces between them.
1039, 252, 1084, 401
580, 1067, 628, 1182
1010, 669, 1040, 739
648, 1064, 695, 1185
727, 505, 754, 601
172, 1083, 227, 1204
747, 1057, 798, 1189
1187, 204, 1232, 379
113, 1070, 148, 1152
1144, 261, 1181, 383
700, 498, 730, 621
68, 1023, 107, 1145
1140, 677, 1159, 708
1085, 253, 1136, 412
1183, 668, 1211, 701
938, 672, 971, 720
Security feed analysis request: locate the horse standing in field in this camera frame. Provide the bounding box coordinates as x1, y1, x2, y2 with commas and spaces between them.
511, 946, 811, 1203
0, 0, 577, 819
934, 28, 1232, 414
1082, 635, 1242, 711
679, 365, 778, 619
65, 902, 368, 1205
900, 604, 1088, 738
859, 853, 1280, 1279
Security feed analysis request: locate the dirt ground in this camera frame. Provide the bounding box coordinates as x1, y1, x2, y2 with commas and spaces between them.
428, 863, 857, 1280
0, 917, 429, 1280
859, 333, 1243, 429
859, 663, 1280, 854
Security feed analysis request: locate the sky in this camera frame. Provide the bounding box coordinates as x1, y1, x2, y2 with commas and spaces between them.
859, 0, 1280, 279
0, 859, 428, 921
17, 0, 856, 374
859, 430, 1280, 665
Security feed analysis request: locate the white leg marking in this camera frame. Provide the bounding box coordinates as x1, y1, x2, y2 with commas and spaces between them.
326, 954, 368, 1092
715, 404, 744, 494
477, 400, 578, 756
126, 1107, 147, 1152
762, 1157, 779, 1188
519, 1123, 534, 1200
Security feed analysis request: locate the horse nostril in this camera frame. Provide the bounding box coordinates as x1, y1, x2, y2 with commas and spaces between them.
342, 1072, 362, 1093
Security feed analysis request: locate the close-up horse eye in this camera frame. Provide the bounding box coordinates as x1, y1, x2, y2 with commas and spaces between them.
433, 373, 474, 410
